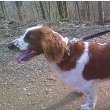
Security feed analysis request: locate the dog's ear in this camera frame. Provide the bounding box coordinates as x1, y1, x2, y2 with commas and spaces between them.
41, 28, 67, 63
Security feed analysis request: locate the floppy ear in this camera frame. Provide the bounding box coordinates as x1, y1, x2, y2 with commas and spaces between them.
41, 29, 68, 63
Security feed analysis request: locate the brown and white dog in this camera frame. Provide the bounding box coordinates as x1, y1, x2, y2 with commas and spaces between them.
8, 25, 110, 110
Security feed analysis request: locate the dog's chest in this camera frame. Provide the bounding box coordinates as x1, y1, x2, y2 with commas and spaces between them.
50, 62, 87, 88
49, 42, 89, 88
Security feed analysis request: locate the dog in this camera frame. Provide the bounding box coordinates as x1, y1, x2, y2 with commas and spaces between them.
8, 25, 110, 110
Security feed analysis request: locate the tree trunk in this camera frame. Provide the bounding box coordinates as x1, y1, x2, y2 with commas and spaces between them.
98, 1, 104, 22
15, 1, 25, 21
86, 1, 90, 21
63, 1, 68, 18
39, 1, 46, 19
81, 2, 85, 20
44, 1, 50, 19
75, 1, 81, 21
91, 2, 96, 21
0, 1, 5, 19
34, 1, 40, 19
57, 1, 64, 19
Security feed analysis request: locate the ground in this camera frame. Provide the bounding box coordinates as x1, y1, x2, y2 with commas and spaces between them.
0, 20, 110, 110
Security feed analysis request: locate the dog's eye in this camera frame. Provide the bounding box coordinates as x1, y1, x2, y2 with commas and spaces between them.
24, 35, 31, 42
27, 34, 33, 40
27, 35, 31, 40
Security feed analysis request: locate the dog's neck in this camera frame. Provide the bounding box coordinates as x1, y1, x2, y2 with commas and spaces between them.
57, 41, 84, 71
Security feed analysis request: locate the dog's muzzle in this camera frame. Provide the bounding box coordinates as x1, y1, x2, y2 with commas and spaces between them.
7, 43, 19, 51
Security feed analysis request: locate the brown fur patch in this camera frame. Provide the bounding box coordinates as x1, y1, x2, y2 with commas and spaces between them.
83, 42, 110, 80
41, 28, 68, 63
58, 41, 84, 71
24, 27, 44, 54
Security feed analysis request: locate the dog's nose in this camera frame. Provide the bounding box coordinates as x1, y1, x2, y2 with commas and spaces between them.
7, 43, 17, 50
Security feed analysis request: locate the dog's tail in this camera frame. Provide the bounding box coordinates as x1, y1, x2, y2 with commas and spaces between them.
81, 29, 110, 41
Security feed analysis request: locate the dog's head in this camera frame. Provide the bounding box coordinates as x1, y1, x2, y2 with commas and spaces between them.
8, 26, 69, 63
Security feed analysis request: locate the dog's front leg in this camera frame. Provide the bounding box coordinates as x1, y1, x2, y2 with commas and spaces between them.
80, 80, 97, 110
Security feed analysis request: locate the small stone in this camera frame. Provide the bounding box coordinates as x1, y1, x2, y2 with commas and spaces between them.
26, 75, 30, 78
47, 76, 56, 81
27, 93, 31, 95
23, 88, 27, 91
20, 97, 22, 100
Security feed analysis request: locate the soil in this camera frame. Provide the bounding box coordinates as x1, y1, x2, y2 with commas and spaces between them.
0, 20, 110, 110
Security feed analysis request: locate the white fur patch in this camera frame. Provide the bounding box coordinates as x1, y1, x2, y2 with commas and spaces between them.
26, 25, 43, 33
12, 37, 29, 51
98, 42, 107, 46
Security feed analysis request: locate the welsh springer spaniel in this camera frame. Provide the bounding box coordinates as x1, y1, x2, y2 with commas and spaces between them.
8, 25, 110, 110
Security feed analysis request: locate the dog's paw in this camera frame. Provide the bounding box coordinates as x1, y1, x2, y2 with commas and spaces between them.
80, 104, 93, 110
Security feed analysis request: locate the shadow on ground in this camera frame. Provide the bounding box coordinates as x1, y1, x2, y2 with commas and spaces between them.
45, 91, 82, 110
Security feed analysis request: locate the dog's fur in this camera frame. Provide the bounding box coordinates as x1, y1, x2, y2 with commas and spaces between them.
8, 26, 110, 110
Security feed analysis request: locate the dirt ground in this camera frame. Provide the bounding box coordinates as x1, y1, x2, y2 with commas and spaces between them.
0, 20, 110, 110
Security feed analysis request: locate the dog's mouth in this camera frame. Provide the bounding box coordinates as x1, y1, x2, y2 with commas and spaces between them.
16, 50, 38, 63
